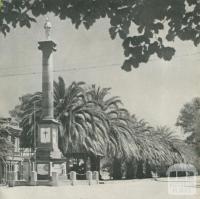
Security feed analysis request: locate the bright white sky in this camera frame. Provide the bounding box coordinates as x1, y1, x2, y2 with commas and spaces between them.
0, 16, 199, 136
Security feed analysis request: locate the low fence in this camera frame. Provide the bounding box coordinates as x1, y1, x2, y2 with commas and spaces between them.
7, 170, 99, 187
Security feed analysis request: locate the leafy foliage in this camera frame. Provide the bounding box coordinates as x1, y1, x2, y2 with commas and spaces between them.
176, 97, 200, 142
0, 118, 14, 158
176, 97, 200, 162
1, 0, 200, 70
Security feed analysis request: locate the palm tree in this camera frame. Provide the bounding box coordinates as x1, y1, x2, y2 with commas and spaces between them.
153, 126, 184, 163
10, 92, 42, 148
126, 116, 154, 179
140, 126, 185, 177
125, 118, 185, 179
10, 78, 187, 180
10, 78, 111, 173
86, 85, 140, 179
86, 85, 122, 111
54, 80, 110, 158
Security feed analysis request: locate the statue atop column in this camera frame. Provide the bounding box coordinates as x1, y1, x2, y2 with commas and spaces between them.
44, 17, 52, 40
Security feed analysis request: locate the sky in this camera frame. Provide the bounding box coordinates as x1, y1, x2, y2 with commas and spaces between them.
0, 15, 200, 136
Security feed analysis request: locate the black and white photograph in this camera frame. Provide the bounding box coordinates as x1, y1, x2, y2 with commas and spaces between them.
0, 0, 200, 198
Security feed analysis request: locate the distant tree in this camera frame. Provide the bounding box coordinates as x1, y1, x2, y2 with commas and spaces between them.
176, 97, 200, 144
1, 0, 200, 71
176, 98, 200, 170
194, 113, 200, 156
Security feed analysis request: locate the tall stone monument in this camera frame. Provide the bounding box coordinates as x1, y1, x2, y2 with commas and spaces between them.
36, 19, 65, 180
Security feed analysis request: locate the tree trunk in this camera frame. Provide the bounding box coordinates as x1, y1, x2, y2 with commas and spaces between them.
144, 160, 152, 178
136, 160, 144, 179
90, 155, 102, 180
113, 158, 122, 180
90, 155, 100, 172
85, 156, 91, 171
126, 160, 137, 179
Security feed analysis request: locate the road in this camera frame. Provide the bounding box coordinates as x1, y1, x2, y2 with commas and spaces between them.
0, 177, 199, 199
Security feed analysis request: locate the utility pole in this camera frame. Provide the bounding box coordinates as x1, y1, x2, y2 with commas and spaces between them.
33, 101, 37, 171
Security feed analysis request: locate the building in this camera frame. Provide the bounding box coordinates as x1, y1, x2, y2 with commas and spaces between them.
0, 117, 24, 183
